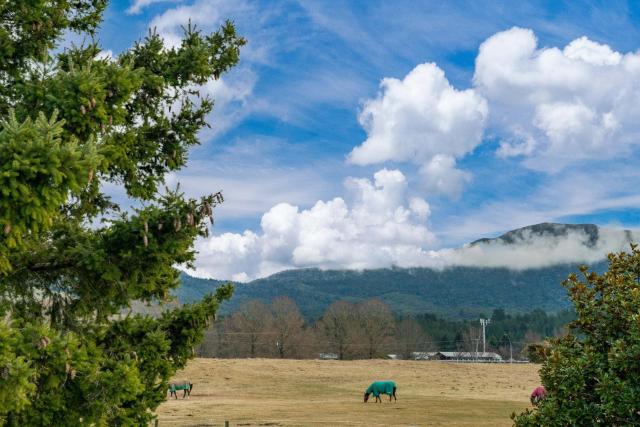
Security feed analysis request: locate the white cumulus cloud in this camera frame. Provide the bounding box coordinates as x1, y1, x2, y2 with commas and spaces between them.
419, 154, 471, 198
190, 169, 438, 281
475, 27, 640, 171
348, 63, 488, 197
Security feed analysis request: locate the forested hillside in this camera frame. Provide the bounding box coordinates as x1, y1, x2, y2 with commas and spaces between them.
179, 223, 635, 319
178, 262, 606, 320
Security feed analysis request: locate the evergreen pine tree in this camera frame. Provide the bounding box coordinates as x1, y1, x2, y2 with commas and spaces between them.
0, 2, 245, 424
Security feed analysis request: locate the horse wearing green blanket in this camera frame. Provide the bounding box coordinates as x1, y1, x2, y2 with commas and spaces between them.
364, 381, 397, 403
169, 381, 193, 399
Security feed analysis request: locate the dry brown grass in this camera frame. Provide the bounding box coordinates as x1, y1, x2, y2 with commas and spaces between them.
155, 358, 540, 426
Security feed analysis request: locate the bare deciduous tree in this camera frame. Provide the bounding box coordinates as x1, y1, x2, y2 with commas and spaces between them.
196, 320, 226, 357
394, 315, 431, 359
227, 300, 274, 357
318, 301, 359, 360
271, 296, 306, 358
357, 299, 395, 359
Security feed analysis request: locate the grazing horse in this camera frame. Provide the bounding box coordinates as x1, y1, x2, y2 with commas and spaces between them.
169, 381, 193, 399
364, 381, 397, 403
530, 386, 546, 406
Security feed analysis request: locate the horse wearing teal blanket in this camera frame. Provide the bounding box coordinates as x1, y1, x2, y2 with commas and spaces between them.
169, 381, 193, 399
364, 381, 397, 403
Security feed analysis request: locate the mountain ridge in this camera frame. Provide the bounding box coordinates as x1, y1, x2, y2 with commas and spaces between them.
177, 222, 633, 319
470, 222, 602, 246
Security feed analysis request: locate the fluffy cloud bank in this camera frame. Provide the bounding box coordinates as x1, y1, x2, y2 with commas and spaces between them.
185, 27, 640, 280
348, 28, 640, 194
192, 219, 639, 281
349, 63, 488, 197
475, 27, 640, 171
191, 169, 438, 281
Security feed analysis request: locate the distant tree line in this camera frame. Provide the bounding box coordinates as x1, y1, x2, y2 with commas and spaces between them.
197, 298, 572, 360
415, 308, 573, 355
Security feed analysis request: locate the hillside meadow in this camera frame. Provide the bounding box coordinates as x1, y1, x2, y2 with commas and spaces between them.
155, 358, 540, 426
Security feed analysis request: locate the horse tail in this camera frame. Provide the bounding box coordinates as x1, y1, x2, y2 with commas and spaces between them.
189, 383, 194, 393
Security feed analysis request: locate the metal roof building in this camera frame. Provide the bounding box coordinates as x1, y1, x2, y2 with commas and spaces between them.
433, 351, 503, 362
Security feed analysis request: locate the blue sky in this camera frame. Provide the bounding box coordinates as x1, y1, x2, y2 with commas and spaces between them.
97, 1, 640, 279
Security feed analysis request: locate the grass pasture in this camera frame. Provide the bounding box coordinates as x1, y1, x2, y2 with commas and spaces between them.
156, 358, 540, 426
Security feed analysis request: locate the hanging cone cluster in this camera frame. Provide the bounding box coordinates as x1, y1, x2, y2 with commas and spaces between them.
142, 220, 149, 247
138, 194, 225, 248
65, 362, 76, 380
37, 336, 51, 350
200, 202, 214, 225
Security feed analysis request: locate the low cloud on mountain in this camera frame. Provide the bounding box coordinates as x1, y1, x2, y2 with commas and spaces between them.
189, 212, 639, 281
446, 226, 640, 271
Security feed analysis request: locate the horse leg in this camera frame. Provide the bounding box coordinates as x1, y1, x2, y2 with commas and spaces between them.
393, 387, 397, 401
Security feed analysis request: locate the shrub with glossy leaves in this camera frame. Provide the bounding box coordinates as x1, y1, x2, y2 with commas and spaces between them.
513, 245, 640, 426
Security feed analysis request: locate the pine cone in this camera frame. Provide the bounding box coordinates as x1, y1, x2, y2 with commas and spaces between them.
38, 336, 51, 349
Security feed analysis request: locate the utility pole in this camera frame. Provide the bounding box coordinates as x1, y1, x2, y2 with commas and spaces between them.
480, 318, 491, 354
504, 333, 513, 363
